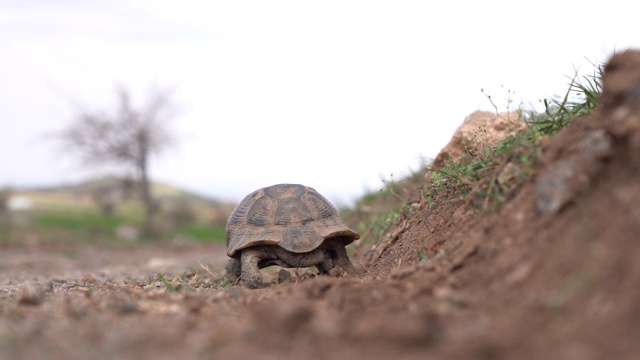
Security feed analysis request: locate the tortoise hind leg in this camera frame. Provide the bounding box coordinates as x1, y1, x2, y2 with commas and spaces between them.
225, 257, 242, 283
316, 259, 334, 275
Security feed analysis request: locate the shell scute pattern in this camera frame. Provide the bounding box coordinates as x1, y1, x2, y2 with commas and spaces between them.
246, 196, 276, 226
226, 189, 260, 227
274, 197, 313, 225
225, 184, 359, 257
303, 191, 336, 219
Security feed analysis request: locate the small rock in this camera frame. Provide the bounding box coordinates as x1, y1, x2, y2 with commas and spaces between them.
505, 263, 532, 285
277, 269, 292, 284
578, 129, 613, 160
497, 161, 519, 186
18, 283, 45, 306
536, 130, 612, 214
82, 273, 98, 285
62, 282, 79, 291
227, 287, 243, 299
120, 302, 138, 314
43, 281, 55, 293
535, 158, 576, 214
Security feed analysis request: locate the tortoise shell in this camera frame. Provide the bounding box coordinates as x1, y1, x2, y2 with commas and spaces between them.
225, 184, 360, 257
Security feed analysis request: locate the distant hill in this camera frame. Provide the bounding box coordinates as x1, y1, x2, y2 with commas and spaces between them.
7, 176, 236, 225
35, 176, 225, 204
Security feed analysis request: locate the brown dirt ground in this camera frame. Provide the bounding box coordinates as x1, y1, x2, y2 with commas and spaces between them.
2, 50, 640, 360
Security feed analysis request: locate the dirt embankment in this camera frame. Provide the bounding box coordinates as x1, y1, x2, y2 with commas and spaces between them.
2, 50, 640, 360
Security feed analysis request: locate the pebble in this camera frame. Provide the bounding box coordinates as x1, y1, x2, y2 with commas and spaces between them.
536, 130, 612, 214
276, 269, 292, 284
18, 282, 45, 306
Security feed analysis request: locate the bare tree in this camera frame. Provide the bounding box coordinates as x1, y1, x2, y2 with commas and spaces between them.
58, 86, 179, 238
0, 188, 9, 214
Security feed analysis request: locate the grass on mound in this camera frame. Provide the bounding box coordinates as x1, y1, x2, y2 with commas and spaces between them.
345, 58, 604, 246
428, 59, 604, 210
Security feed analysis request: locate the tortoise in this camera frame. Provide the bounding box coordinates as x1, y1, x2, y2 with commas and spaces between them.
225, 183, 360, 288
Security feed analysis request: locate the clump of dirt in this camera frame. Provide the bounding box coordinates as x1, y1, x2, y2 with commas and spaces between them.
430, 110, 525, 170
2, 50, 640, 360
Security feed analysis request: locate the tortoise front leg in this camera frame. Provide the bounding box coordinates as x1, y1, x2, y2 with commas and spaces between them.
240, 247, 276, 289
330, 242, 360, 278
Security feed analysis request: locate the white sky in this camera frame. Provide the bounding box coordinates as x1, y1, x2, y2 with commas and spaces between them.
0, 0, 637, 205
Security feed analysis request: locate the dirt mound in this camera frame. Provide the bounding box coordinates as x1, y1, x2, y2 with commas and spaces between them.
2, 50, 640, 360
217, 50, 640, 359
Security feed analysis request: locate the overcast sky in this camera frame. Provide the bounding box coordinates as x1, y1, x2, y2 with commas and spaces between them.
0, 1, 637, 205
